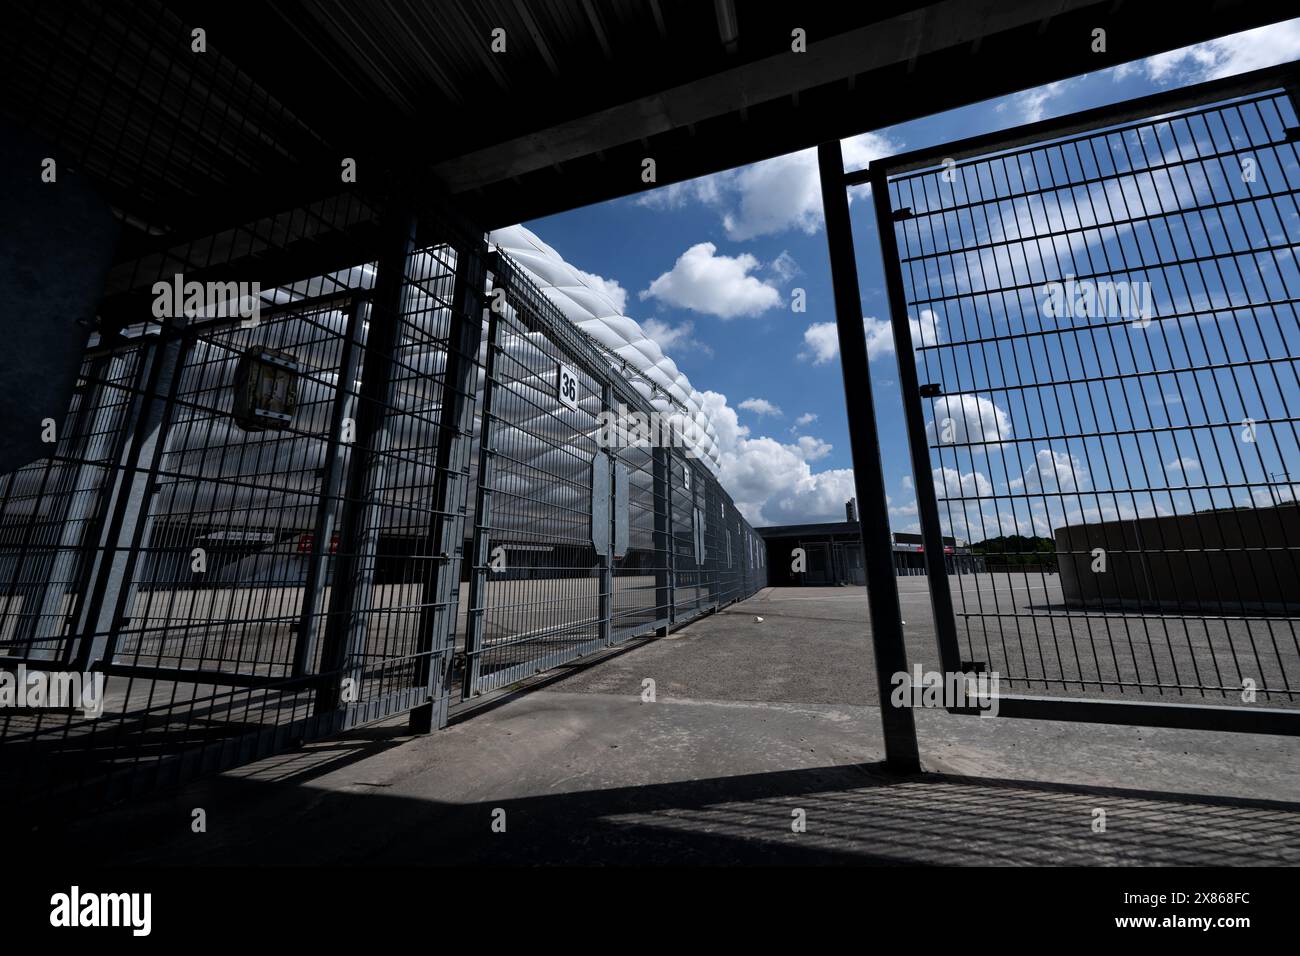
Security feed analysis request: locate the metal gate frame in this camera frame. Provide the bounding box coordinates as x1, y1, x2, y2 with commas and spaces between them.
459, 249, 764, 699
0, 200, 491, 807
819, 62, 1300, 754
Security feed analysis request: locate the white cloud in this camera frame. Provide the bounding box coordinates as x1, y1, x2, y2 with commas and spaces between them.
1011, 449, 1090, 494
635, 132, 902, 241
721, 150, 824, 241
723, 132, 900, 239
794, 412, 818, 427
926, 394, 1013, 450
573, 268, 627, 314
640, 242, 782, 318
862, 317, 895, 361
995, 80, 1072, 123
889, 497, 919, 521
634, 175, 725, 211
1166, 457, 1201, 483
1135, 19, 1300, 85
697, 390, 853, 525
804, 310, 940, 365
768, 251, 800, 282
801, 321, 841, 365
639, 317, 711, 356
796, 436, 832, 461
934, 467, 993, 499
739, 397, 782, 417
901, 475, 913, 491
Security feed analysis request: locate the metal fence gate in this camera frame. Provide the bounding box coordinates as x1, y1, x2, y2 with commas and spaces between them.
459, 251, 766, 698
0, 0, 769, 814
831, 63, 1300, 736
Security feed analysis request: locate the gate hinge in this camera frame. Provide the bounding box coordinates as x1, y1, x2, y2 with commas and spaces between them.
919, 383, 943, 398
891, 206, 915, 221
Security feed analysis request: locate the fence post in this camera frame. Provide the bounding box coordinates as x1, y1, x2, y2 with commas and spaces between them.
314, 205, 415, 719
817, 140, 921, 774
410, 236, 488, 731
461, 260, 503, 700
71, 322, 190, 672
16, 351, 120, 660
653, 445, 673, 635
598, 383, 613, 646
294, 297, 366, 679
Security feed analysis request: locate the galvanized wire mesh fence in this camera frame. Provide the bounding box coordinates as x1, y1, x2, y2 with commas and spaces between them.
459, 252, 765, 698
869, 74, 1300, 717
0, 233, 766, 810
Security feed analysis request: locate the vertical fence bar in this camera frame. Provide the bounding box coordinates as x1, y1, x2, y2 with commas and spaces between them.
598, 382, 613, 646
411, 236, 488, 731
315, 206, 415, 717
869, 163, 964, 675
72, 324, 190, 672
817, 140, 921, 773
461, 269, 502, 700
294, 297, 366, 679
653, 445, 673, 636
18, 351, 119, 660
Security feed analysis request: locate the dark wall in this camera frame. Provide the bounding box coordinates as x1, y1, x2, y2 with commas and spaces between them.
0, 124, 119, 473
1056, 505, 1300, 613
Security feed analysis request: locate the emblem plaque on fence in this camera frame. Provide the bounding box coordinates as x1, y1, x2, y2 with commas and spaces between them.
231, 348, 301, 432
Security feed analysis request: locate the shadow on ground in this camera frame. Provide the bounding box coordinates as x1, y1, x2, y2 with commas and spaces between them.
23, 727, 1300, 866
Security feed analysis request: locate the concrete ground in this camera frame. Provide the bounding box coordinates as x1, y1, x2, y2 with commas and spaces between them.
32, 586, 1300, 865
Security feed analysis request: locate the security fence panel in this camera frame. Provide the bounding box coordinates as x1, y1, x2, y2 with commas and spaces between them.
0, 219, 487, 806
320, 239, 476, 731
0, 348, 145, 666
107, 303, 358, 686
672, 452, 707, 624
863, 67, 1300, 733
0, 235, 768, 808
462, 256, 610, 697
702, 479, 725, 607
610, 436, 665, 643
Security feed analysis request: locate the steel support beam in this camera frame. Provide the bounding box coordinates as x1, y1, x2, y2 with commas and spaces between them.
293, 296, 367, 679
817, 139, 921, 774
314, 206, 416, 716
653, 445, 673, 636
461, 276, 503, 700
410, 236, 488, 732
72, 324, 190, 672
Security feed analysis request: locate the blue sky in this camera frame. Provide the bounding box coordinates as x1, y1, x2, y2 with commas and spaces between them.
524, 19, 1300, 532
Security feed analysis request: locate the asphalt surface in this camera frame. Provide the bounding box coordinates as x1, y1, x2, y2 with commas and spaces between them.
23, 584, 1300, 865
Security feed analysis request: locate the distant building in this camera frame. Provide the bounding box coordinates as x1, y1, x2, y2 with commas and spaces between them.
755, 521, 981, 585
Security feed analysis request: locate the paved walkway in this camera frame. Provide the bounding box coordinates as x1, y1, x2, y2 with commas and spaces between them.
36, 588, 1300, 865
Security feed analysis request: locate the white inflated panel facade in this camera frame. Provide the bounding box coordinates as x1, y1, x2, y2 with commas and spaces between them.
487, 224, 721, 474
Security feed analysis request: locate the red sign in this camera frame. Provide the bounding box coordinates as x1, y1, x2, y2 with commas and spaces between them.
298, 532, 340, 555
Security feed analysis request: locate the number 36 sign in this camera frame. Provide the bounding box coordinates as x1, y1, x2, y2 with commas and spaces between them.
557, 364, 580, 409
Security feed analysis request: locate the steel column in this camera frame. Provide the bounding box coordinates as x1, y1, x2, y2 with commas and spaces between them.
817, 140, 922, 774
598, 383, 614, 646
653, 445, 673, 636
461, 269, 502, 700
293, 296, 367, 679
410, 237, 488, 731
314, 206, 416, 716
72, 324, 190, 672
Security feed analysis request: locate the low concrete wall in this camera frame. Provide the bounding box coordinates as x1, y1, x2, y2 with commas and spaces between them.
1055, 504, 1300, 613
